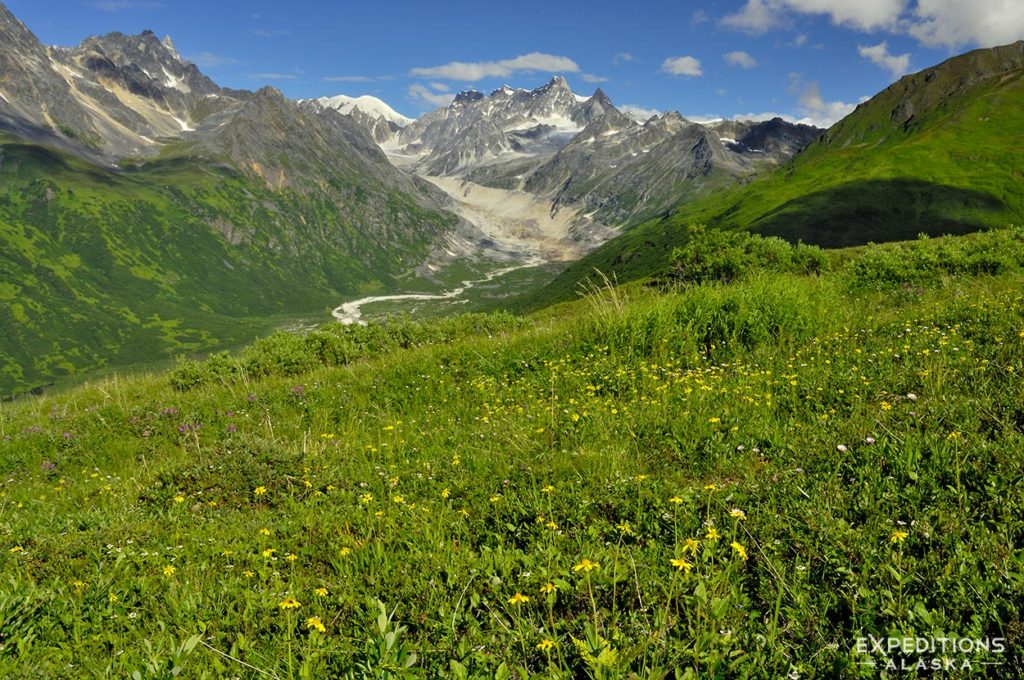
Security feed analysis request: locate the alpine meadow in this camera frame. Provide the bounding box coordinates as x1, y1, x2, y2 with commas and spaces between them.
1, 1, 1023, 678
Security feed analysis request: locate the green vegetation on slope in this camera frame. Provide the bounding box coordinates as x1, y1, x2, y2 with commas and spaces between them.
0, 228, 1022, 677
525, 41, 1024, 310
0, 135, 457, 397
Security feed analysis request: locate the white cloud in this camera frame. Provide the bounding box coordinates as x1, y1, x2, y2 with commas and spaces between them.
408, 83, 456, 108
322, 75, 374, 83
722, 0, 1024, 49
721, 0, 786, 34
410, 53, 579, 81
186, 52, 237, 68
661, 56, 703, 77
723, 50, 759, 69
620, 104, 661, 121
715, 88, 729, 96
582, 73, 609, 83
909, 0, 1024, 48
796, 81, 857, 126
90, 0, 163, 10
723, 0, 906, 33
251, 73, 296, 81
613, 52, 637, 65
858, 41, 911, 77
429, 82, 450, 92
783, 0, 907, 31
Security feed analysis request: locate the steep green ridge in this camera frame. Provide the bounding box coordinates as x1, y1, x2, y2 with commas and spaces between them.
523, 41, 1024, 310
0, 135, 457, 396
0, 229, 1022, 676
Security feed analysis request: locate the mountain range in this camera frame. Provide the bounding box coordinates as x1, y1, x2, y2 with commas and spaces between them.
384, 76, 820, 228
3, 0, 1021, 397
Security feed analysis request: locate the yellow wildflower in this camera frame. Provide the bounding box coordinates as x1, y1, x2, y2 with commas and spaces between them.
668, 496, 683, 505
540, 582, 558, 595
731, 541, 748, 561
670, 558, 693, 573
705, 527, 720, 541
315, 587, 328, 597
508, 592, 530, 605
173, 495, 185, 504
9, 545, 24, 553
730, 508, 747, 520
683, 538, 700, 555
573, 559, 599, 573
536, 638, 555, 651
305, 616, 326, 633
278, 597, 301, 610
891, 530, 909, 544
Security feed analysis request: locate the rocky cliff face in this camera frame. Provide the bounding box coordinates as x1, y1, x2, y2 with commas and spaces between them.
0, 6, 231, 157
393, 76, 596, 175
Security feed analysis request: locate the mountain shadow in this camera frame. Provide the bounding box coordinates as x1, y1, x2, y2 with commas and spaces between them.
748, 179, 1008, 247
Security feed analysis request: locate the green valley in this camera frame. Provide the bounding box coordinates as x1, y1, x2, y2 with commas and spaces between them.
0, 133, 458, 396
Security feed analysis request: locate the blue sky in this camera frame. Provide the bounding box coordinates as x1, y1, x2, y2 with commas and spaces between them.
9, 1, 1024, 126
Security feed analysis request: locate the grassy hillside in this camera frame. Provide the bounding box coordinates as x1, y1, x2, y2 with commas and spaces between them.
0, 229, 1022, 677
0, 135, 457, 397
523, 41, 1024, 310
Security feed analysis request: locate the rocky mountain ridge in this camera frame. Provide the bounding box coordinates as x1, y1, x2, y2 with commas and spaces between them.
379, 74, 821, 226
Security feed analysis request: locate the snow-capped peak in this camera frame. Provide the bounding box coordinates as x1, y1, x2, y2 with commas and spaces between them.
313, 94, 414, 127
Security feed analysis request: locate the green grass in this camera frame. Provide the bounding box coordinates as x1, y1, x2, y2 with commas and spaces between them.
1, 229, 1022, 677
523, 44, 1024, 310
